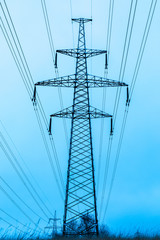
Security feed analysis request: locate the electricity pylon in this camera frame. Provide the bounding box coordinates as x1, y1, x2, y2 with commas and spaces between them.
34, 18, 127, 236
45, 211, 61, 238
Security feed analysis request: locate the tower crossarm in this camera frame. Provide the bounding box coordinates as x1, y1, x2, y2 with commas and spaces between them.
35, 74, 127, 88
57, 49, 107, 58
50, 105, 112, 119
35, 74, 76, 87
86, 74, 128, 87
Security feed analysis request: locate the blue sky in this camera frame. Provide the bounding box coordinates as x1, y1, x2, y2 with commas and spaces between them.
0, 0, 160, 235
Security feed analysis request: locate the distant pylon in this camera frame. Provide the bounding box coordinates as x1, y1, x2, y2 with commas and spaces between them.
35, 18, 127, 236
45, 210, 61, 238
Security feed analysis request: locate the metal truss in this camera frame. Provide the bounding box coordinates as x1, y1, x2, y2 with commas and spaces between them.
57, 48, 107, 58
35, 17, 127, 236
50, 106, 111, 119
36, 74, 127, 88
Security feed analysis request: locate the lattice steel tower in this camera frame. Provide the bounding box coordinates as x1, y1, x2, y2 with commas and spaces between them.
35, 18, 127, 236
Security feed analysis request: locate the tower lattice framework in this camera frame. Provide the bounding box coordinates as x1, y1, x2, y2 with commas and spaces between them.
35, 18, 127, 236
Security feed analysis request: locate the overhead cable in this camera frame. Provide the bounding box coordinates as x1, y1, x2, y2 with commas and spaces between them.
41, 0, 69, 149
97, 0, 115, 195
0, 120, 54, 212
0, 176, 47, 223
0, 0, 65, 200
0, 183, 41, 229
0, 138, 49, 220
102, 0, 157, 222
0, 208, 40, 233
99, 0, 138, 220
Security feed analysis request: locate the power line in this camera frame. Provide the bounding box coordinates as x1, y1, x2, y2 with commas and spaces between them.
97, 0, 115, 194
106, 0, 115, 63
90, 0, 93, 103
99, 0, 138, 221
41, 0, 55, 61
101, 0, 137, 221
0, 208, 40, 233
49, 134, 65, 190
2, 0, 49, 126
0, 176, 47, 223
34, 103, 65, 198
0, 0, 65, 200
91, 0, 92, 19
41, 0, 71, 195
69, 0, 75, 50
0, 120, 54, 212
1, 0, 48, 127
102, 108, 128, 222
3, 0, 34, 88
129, 0, 157, 99
0, 138, 50, 219
99, 135, 113, 219
0, 217, 30, 235
0, 22, 52, 218
1, 15, 63, 206
40, 0, 69, 192
0, 18, 32, 97
105, 2, 158, 210
35, 109, 64, 201
41, 0, 69, 150
1, 1, 33, 94
102, 0, 157, 222
113, 0, 138, 126
97, 87, 107, 193
0, 183, 42, 229
0, 129, 53, 218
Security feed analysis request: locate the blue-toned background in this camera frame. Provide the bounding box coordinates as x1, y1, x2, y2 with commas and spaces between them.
0, 0, 159, 235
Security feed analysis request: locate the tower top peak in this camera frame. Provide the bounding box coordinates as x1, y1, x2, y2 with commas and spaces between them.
72, 18, 92, 23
